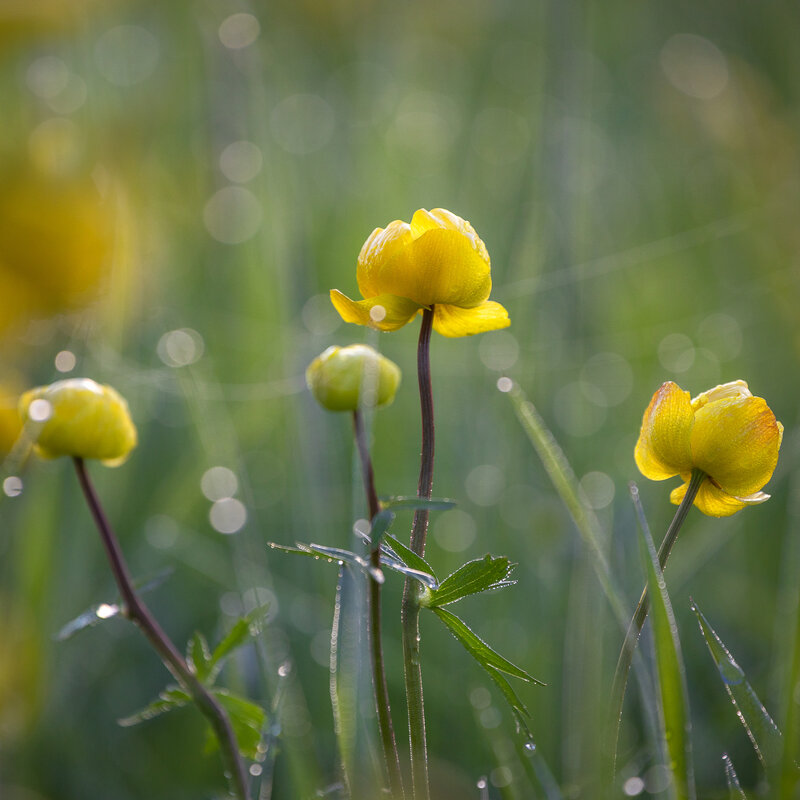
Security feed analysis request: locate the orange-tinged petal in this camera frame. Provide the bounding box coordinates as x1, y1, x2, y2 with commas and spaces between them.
329, 290, 421, 332
634, 382, 695, 480
432, 301, 510, 337
670, 479, 769, 518
690, 396, 782, 497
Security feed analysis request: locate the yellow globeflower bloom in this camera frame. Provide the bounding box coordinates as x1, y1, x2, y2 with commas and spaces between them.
330, 208, 510, 337
0, 382, 23, 456
635, 380, 783, 517
19, 378, 137, 466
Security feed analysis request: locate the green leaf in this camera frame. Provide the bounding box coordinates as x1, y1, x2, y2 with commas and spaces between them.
380, 496, 456, 512
210, 688, 267, 760
484, 664, 532, 738
723, 753, 747, 799
506, 383, 628, 629
691, 599, 783, 770
207, 604, 270, 682
187, 632, 212, 682
55, 568, 174, 641
367, 508, 395, 546
118, 686, 191, 726
307, 543, 383, 582
426, 554, 516, 607
432, 606, 544, 685
382, 534, 437, 582
639, 507, 695, 800
56, 601, 122, 641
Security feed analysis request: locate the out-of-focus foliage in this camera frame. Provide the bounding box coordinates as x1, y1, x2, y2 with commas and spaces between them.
1, 0, 800, 798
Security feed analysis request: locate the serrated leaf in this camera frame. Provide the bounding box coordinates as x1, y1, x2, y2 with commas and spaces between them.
209, 688, 267, 760
382, 534, 436, 581
380, 496, 456, 512
187, 632, 212, 682
640, 512, 695, 800
432, 606, 544, 685
692, 599, 783, 770
207, 604, 270, 683
118, 686, 191, 726
426, 555, 516, 607
723, 753, 747, 799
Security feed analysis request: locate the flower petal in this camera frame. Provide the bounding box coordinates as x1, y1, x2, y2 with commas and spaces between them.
691, 396, 782, 497
670, 479, 770, 518
329, 290, 421, 332
357, 224, 492, 308
432, 301, 510, 337
634, 382, 695, 481
691, 380, 751, 410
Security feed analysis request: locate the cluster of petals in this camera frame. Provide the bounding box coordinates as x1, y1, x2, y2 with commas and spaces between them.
330, 208, 510, 338
635, 380, 783, 517
19, 378, 137, 466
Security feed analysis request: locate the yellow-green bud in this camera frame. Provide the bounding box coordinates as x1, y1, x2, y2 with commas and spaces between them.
306, 344, 401, 412
19, 378, 137, 466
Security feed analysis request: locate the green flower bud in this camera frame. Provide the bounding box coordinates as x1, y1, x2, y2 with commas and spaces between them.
306, 344, 401, 412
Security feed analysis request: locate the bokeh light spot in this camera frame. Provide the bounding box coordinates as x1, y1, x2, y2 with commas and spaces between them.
369, 305, 386, 322
658, 333, 695, 373
433, 509, 476, 552
210, 497, 247, 534
95, 25, 160, 86
271, 94, 335, 154
204, 186, 262, 244
660, 34, 729, 100
3, 476, 23, 497
144, 514, 180, 549
479, 331, 519, 371
26, 56, 70, 99
157, 328, 205, 367
496, 377, 513, 393
302, 294, 341, 336
465, 464, 505, 507
28, 398, 52, 422
220, 140, 263, 184
580, 352, 633, 407
623, 777, 645, 796
55, 350, 77, 373
578, 471, 615, 510
201, 466, 239, 501
219, 13, 261, 50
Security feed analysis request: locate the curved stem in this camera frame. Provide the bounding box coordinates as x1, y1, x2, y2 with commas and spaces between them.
73, 457, 250, 800
401, 307, 435, 800
607, 468, 706, 782
352, 410, 405, 799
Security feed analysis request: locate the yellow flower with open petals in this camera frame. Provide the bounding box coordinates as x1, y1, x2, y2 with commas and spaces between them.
330, 208, 510, 337
635, 380, 783, 517
19, 378, 137, 466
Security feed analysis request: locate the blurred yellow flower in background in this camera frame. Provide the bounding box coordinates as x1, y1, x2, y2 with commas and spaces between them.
0, 0, 108, 46
635, 380, 783, 517
0, 381, 23, 457
19, 378, 137, 466
330, 208, 510, 337
0, 166, 115, 335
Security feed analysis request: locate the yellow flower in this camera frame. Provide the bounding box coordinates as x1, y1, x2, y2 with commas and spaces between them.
635, 380, 783, 517
306, 344, 401, 412
330, 208, 510, 337
0, 382, 23, 456
19, 378, 137, 466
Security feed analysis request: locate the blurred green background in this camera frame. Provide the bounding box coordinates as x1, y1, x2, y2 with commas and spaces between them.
1, 1, 800, 798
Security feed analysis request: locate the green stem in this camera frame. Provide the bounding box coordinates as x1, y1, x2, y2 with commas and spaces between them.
401, 307, 435, 800
73, 457, 250, 800
352, 410, 405, 799
608, 468, 706, 782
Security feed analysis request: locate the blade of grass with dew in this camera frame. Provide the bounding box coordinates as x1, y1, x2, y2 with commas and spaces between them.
691, 600, 783, 772
505, 381, 628, 629
638, 500, 696, 800
722, 753, 748, 799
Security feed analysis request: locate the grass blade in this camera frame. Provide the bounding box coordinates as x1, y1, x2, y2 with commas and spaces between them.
722, 753, 747, 799
506, 381, 628, 629
691, 599, 782, 771
639, 507, 695, 800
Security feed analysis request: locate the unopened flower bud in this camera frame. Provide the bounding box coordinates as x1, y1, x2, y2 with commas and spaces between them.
19, 378, 137, 466
306, 344, 401, 412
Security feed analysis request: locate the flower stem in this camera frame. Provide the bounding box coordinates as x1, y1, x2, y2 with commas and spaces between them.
352, 409, 405, 799
401, 307, 435, 800
72, 457, 250, 800
607, 468, 706, 780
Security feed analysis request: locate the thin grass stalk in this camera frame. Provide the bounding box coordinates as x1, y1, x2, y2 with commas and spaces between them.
72, 457, 250, 800
401, 307, 435, 800
352, 408, 405, 799
607, 468, 706, 780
